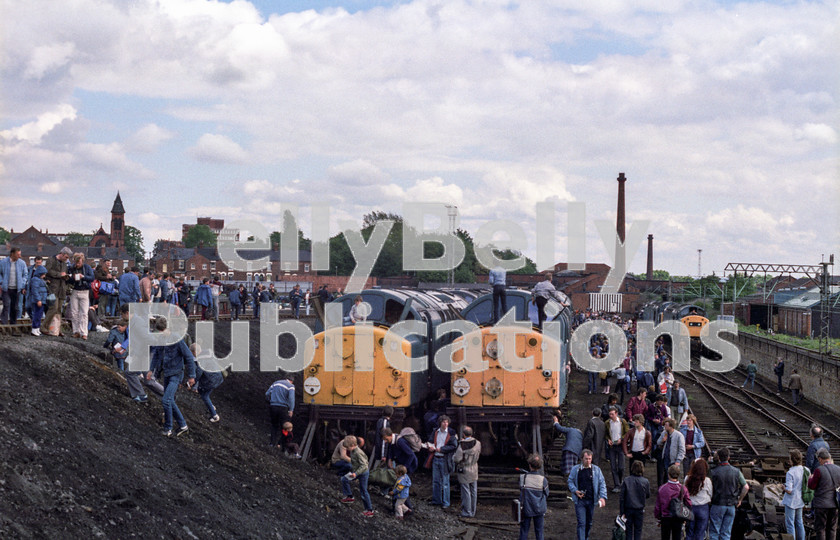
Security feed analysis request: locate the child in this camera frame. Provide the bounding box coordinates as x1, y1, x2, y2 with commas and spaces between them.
339, 435, 374, 517
519, 453, 549, 540
279, 421, 301, 458
190, 343, 224, 423
391, 465, 411, 519
27, 266, 48, 336
104, 320, 129, 371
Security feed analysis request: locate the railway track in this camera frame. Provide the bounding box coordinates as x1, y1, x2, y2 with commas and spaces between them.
683, 367, 840, 464
698, 369, 840, 464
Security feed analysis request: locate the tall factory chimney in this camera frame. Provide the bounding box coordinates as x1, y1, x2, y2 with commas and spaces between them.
616, 173, 626, 243
613, 173, 627, 289
646, 234, 654, 280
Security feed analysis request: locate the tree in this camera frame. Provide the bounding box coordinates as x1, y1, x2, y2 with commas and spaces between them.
183, 224, 216, 248
64, 231, 92, 247
124, 225, 145, 264
0, 227, 9, 245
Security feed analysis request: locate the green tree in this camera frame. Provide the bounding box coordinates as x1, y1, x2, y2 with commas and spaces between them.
64, 231, 92, 247
0, 227, 10, 245
270, 210, 312, 251
183, 224, 217, 248
124, 225, 145, 264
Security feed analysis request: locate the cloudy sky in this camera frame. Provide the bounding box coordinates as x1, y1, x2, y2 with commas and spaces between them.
1, 0, 837, 277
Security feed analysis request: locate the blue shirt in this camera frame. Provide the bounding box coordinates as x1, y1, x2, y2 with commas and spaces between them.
266, 379, 295, 411
488, 267, 506, 286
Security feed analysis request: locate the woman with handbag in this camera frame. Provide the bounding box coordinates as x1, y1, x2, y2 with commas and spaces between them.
655, 464, 693, 540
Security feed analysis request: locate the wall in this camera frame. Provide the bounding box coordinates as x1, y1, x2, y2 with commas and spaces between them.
736, 333, 840, 415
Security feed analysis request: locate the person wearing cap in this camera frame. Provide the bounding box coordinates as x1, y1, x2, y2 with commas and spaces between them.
807, 447, 840, 540
43, 247, 72, 335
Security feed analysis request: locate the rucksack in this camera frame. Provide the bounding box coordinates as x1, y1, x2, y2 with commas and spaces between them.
398, 427, 422, 452
802, 467, 814, 504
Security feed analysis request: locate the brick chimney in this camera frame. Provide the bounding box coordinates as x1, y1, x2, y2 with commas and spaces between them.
646, 234, 654, 280
616, 172, 626, 243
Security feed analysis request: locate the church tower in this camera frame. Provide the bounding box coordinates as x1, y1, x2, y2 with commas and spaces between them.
110, 192, 125, 248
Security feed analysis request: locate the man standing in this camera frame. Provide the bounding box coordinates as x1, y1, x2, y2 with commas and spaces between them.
568, 449, 608, 540
656, 418, 686, 487
773, 357, 785, 394
519, 453, 549, 540
625, 388, 650, 422
553, 413, 584, 476
139, 270, 153, 303
265, 375, 295, 446
428, 415, 458, 509
119, 267, 141, 306
666, 380, 689, 418
605, 407, 629, 493
0, 247, 28, 324
788, 369, 803, 406
582, 409, 606, 469
94, 259, 114, 317
209, 276, 222, 321
806, 447, 840, 540
709, 448, 750, 540
228, 285, 242, 320
43, 247, 72, 335
488, 265, 507, 324
339, 435, 375, 517
806, 425, 831, 473
289, 284, 303, 319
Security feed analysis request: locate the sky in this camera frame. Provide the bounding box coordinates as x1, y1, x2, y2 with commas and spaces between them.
1, 0, 838, 278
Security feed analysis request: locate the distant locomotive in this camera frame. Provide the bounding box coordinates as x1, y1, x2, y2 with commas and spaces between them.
638, 301, 709, 338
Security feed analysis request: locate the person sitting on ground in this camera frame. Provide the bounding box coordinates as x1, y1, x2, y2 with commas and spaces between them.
339, 435, 375, 518
519, 453, 549, 540
279, 421, 301, 458
390, 465, 411, 519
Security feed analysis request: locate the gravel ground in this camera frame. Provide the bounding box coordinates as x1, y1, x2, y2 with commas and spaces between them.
0, 321, 472, 539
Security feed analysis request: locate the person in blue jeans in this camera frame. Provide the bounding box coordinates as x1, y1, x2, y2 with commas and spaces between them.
429, 415, 459, 508
148, 317, 196, 437
709, 448, 750, 540
568, 449, 608, 540
190, 343, 225, 422
519, 453, 549, 540
741, 359, 757, 389
339, 435, 374, 517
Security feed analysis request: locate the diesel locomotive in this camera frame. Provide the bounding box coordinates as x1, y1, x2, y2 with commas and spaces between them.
297, 287, 573, 461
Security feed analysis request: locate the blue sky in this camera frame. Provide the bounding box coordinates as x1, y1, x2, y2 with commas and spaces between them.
1, 0, 837, 276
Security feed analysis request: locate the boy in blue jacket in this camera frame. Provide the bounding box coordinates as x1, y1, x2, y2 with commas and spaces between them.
27, 265, 48, 336
391, 465, 411, 519
519, 454, 549, 540
148, 317, 196, 437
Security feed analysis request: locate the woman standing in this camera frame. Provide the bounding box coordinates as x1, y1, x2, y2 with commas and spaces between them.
620, 460, 651, 540
684, 458, 712, 540
782, 449, 806, 540
654, 464, 692, 540
679, 415, 706, 475
68, 253, 94, 340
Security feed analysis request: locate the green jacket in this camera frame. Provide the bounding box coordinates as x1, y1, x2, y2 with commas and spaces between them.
350, 447, 369, 476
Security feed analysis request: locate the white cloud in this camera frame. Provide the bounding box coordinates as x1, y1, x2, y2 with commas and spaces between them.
39, 181, 63, 194
127, 123, 176, 153
0, 104, 77, 144
188, 133, 249, 164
